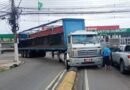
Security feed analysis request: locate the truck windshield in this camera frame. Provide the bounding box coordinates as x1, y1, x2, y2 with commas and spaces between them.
72, 35, 99, 44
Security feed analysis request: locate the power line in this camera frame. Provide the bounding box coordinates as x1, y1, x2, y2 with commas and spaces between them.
17, 0, 22, 8
0, 4, 10, 10
19, 4, 130, 10
0, 3, 9, 7
0, 1, 11, 15
0, 13, 10, 19
20, 10, 130, 15
0, 1, 10, 8
0, 11, 10, 13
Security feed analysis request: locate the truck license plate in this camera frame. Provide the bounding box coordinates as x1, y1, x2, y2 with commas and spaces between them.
84, 58, 92, 62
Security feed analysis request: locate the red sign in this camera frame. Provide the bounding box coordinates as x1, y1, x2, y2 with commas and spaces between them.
86, 25, 119, 30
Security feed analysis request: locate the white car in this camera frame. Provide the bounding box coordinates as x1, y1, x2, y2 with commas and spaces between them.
111, 45, 130, 74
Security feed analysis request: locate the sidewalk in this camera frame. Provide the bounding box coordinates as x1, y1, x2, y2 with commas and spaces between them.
0, 60, 23, 71
0, 52, 23, 71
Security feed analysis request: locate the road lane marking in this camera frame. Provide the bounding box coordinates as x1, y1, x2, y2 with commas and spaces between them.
45, 71, 62, 90
45, 69, 66, 90
52, 70, 66, 90
85, 69, 89, 90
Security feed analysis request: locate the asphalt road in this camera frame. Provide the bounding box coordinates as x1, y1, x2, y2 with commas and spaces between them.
0, 52, 65, 90
2, 52, 130, 90
75, 66, 130, 90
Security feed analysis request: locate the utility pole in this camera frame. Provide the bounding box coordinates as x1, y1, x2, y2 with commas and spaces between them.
9, 0, 19, 62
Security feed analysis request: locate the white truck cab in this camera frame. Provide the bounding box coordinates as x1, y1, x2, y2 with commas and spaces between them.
65, 30, 103, 69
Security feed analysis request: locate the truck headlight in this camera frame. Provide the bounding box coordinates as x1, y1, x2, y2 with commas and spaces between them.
70, 50, 74, 57
68, 50, 75, 58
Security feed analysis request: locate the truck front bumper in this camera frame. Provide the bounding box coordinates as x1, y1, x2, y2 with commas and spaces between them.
68, 57, 103, 67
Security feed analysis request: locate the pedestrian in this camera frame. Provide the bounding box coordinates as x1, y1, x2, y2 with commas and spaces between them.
102, 45, 112, 70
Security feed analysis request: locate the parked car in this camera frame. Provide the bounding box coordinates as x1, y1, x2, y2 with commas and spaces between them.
111, 45, 130, 74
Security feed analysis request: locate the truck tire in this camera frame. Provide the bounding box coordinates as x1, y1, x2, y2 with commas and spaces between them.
25, 51, 28, 58
29, 51, 33, 58
23, 51, 26, 58
97, 64, 102, 68
57, 52, 62, 62
26, 51, 30, 58
27, 51, 34, 58
120, 61, 126, 74
59, 58, 62, 62
21, 51, 24, 58
65, 60, 70, 70
42, 52, 46, 57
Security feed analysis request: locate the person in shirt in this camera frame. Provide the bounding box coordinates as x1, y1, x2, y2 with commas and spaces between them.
102, 45, 112, 70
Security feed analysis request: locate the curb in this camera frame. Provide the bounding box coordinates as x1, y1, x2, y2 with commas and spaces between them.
56, 69, 77, 90
0, 66, 10, 72
0, 61, 24, 71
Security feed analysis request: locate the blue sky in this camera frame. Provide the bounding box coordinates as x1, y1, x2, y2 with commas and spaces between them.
0, 0, 130, 34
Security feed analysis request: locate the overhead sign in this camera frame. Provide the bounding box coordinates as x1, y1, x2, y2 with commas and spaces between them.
91, 28, 130, 34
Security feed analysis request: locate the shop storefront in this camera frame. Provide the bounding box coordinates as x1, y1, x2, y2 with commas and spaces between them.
0, 34, 14, 49
90, 28, 130, 44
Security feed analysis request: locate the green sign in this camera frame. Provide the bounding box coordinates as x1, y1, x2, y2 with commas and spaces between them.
0, 34, 14, 38
91, 28, 130, 34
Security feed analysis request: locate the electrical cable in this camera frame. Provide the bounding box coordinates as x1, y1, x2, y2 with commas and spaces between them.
0, 13, 10, 18
17, 0, 22, 8
20, 10, 130, 15
19, 3, 130, 10
0, 4, 10, 11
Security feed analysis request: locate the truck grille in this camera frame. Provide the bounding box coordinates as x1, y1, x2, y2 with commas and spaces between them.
77, 50, 99, 57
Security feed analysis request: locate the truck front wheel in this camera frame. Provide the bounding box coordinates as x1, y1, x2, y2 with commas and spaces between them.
65, 60, 70, 70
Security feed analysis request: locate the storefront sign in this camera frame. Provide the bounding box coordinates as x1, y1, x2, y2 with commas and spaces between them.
91, 28, 130, 34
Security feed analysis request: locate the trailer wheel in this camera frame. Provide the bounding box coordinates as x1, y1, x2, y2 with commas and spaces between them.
57, 52, 62, 62
25, 51, 28, 58
23, 51, 26, 58
29, 51, 33, 58
42, 52, 46, 57
26, 51, 30, 58
21, 51, 24, 58
97, 64, 102, 68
